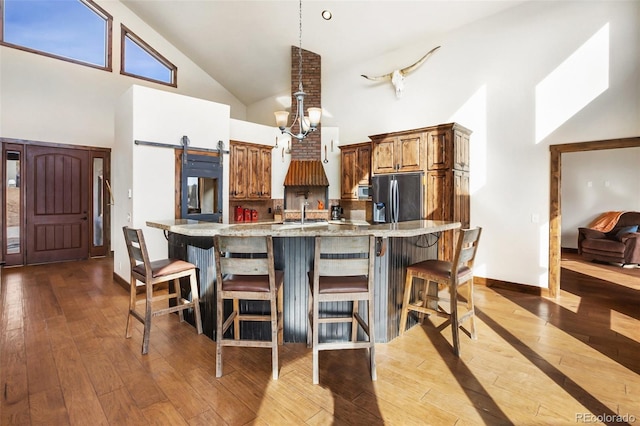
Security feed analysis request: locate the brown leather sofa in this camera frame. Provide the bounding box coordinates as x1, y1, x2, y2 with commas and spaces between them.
578, 211, 640, 265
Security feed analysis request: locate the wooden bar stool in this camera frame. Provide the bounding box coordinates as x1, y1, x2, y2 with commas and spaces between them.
399, 227, 482, 356
123, 226, 203, 355
308, 235, 376, 385
213, 235, 284, 380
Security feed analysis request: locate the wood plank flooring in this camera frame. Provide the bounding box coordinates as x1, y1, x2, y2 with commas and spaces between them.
1, 255, 639, 425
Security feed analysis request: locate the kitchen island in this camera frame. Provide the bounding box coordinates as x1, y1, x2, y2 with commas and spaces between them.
147, 219, 460, 343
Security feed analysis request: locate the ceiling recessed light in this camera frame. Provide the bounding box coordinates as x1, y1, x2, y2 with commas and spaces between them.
321, 10, 332, 20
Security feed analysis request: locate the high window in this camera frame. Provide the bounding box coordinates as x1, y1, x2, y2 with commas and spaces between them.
121, 25, 177, 87
0, 0, 112, 70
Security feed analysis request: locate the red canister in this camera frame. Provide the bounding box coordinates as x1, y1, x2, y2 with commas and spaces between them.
251, 209, 258, 221
235, 205, 244, 222
244, 208, 251, 222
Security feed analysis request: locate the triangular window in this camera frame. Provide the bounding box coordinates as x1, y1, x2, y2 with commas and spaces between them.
1, 0, 112, 70
121, 25, 176, 87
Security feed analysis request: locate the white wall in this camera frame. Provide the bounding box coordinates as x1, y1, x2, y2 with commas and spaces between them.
249, 1, 640, 288
0, 0, 245, 148
561, 147, 640, 248
113, 85, 230, 281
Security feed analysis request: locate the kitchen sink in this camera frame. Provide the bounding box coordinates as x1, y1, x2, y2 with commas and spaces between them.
275, 221, 329, 229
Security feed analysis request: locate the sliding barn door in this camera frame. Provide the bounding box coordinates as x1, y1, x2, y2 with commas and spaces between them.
26, 146, 89, 264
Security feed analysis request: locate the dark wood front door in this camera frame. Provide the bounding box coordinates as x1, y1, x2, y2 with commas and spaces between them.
26, 145, 90, 264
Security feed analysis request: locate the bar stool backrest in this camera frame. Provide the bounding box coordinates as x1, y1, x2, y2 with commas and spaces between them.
451, 227, 482, 280
316, 236, 373, 277
215, 235, 273, 278
123, 227, 151, 279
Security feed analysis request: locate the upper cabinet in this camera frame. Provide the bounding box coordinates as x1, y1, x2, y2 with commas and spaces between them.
370, 132, 423, 174
230, 141, 271, 200
425, 126, 470, 171
340, 142, 371, 200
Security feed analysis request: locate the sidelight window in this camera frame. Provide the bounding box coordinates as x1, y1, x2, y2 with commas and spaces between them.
5, 151, 20, 255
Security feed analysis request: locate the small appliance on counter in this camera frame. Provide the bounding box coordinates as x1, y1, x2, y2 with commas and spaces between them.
331, 205, 343, 221
274, 205, 282, 222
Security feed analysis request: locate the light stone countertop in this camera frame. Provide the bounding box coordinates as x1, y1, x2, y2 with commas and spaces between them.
146, 218, 460, 238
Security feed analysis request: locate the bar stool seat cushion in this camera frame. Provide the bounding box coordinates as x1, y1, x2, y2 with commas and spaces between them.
132, 259, 196, 278
222, 271, 284, 292
407, 260, 472, 281
307, 272, 368, 293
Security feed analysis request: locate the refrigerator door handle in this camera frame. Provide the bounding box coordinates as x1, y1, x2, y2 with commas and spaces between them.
395, 179, 400, 222
391, 179, 395, 223
392, 178, 399, 223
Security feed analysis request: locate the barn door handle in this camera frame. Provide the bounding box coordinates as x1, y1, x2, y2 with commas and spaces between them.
105, 179, 115, 205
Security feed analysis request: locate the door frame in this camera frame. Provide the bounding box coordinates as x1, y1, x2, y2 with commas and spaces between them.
548, 136, 640, 298
1, 138, 111, 265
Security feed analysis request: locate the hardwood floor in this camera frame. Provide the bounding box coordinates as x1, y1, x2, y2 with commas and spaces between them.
1, 255, 639, 425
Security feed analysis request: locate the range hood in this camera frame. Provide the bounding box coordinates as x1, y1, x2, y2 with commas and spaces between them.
283, 160, 329, 187
282, 160, 329, 217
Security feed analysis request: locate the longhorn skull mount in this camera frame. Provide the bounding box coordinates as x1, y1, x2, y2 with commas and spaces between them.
361, 46, 441, 98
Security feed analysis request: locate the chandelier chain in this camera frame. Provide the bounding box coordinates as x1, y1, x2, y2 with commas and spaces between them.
298, 0, 303, 92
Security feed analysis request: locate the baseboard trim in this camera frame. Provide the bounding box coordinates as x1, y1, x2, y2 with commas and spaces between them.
475, 276, 549, 297
113, 272, 129, 291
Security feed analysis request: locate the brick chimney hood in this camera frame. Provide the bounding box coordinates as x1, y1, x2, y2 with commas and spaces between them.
283, 160, 329, 186
282, 46, 327, 188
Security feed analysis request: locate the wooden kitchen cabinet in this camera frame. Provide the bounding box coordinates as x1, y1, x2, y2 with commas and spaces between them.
425, 124, 470, 171
370, 132, 423, 174
230, 141, 271, 200
340, 142, 371, 200
425, 123, 471, 260
370, 123, 471, 260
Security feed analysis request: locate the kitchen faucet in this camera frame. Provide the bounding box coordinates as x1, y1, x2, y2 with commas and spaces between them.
301, 200, 309, 224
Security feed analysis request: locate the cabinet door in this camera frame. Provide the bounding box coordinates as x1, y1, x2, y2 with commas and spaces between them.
426, 130, 451, 170
427, 170, 455, 261
396, 134, 422, 172
454, 131, 470, 171
247, 146, 261, 198
372, 138, 396, 174
341, 148, 357, 199
230, 144, 247, 199
356, 145, 372, 185
453, 170, 470, 228
426, 170, 451, 221
260, 148, 272, 198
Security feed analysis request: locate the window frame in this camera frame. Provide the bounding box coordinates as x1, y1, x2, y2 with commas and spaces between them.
0, 0, 113, 71
120, 24, 177, 87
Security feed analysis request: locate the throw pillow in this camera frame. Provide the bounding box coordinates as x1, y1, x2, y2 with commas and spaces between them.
616, 225, 639, 241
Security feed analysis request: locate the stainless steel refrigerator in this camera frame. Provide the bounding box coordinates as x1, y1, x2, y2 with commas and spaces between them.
372, 172, 424, 223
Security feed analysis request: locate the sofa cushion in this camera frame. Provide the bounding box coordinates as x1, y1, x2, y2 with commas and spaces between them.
581, 237, 624, 254
616, 225, 638, 241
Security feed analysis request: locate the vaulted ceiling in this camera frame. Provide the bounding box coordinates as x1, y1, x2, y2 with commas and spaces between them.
121, 1, 525, 106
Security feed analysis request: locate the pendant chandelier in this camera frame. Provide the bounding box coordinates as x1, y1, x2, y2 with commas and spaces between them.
274, 0, 322, 141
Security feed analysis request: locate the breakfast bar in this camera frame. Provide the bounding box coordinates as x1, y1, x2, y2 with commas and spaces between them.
147, 219, 460, 343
